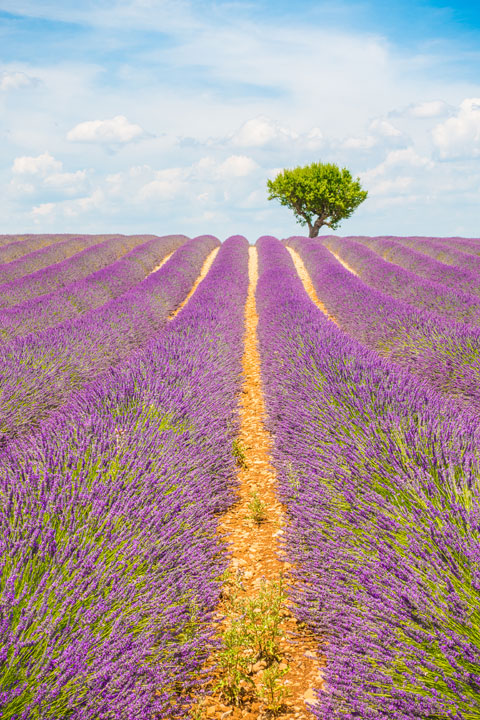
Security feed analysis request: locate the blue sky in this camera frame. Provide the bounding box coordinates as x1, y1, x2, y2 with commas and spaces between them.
1, 0, 480, 239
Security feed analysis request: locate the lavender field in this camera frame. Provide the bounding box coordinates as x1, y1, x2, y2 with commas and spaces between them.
1, 232, 480, 719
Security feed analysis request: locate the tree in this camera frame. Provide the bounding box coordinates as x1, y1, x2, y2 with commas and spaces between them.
266, 162, 367, 237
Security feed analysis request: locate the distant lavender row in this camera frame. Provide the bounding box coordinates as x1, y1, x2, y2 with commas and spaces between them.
0, 234, 187, 342
432, 235, 480, 257
0, 235, 218, 445
287, 236, 480, 415
392, 235, 480, 274
0, 234, 168, 310
0, 234, 97, 262
257, 235, 480, 720
0, 235, 249, 719
354, 235, 480, 299
0, 235, 114, 286
322, 235, 480, 326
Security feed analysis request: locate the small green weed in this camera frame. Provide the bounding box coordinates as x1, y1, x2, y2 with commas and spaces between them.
214, 619, 254, 705
258, 661, 290, 715
215, 578, 287, 708
248, 492, 267, 524
241, 579, 285, 661
232, 438, 248, 469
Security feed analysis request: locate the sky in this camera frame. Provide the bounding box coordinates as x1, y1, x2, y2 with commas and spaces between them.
1, 0, 480, 240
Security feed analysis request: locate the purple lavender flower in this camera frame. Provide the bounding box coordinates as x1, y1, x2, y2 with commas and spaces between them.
0, 235, 218, 445
287, 236, 480, 417
0, 235, 187, 342
0, 236, 249, 718
256, 234, 480, 720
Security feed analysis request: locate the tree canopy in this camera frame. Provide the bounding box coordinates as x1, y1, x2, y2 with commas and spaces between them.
267, 162, 368, 237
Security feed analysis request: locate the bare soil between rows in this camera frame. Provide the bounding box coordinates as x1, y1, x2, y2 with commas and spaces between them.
198, 247, 323, 720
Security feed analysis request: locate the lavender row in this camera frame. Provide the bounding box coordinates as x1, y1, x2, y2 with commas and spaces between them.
0, 235, 116, 286
0, 235, 218, 445
321, 235, 480, 326
0, 234, 187, 342
0, 236, 249, 719
353, 235, 480, 299
257, 235, 480, 720
0, 234, 169, 310
287, 236, 480, 416
392, 235, 480, 274
432, 235, 480, 257
0, 234, 95, 263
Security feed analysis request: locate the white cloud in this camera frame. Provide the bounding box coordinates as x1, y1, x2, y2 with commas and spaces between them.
304, 127, 324, 150
344, 135, 377, 150
67, 115, 146, 144
432, 98, 480, 159
61, 189, 106, 218
2, 5, 480, 237
370, 119, 403, 138
344, 118, 406, 152
134, 155, 258, 203
360, 148, 434, 198
137, 168, 185, 202
74, 189, 104, 213
266, 167, 284, 180
216, 155, 258, 178
32, 202, 56, 218
239, 189, 265, 208
229, 116, 324, 153
10, 181, 35, 195
370, 176, 413, 196
410, 100, 450, 118
10, 154, 88, 198
44, 170, 88, 195
0, 71, 39, 91
362, 147, 433, 181
232, 116, 297, 148
12, 152, 62, 176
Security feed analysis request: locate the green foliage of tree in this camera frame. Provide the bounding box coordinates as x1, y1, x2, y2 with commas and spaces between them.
267, 161, 368, 237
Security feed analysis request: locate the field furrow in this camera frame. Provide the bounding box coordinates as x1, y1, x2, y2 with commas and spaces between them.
199, 245, 322, 719
257, 235, 480, 719
2, 231, 480, 720
0, 236, 248, 719
320, 235, 480, 325
392, 235, 480, 273
0, 235, 100, 263
355, 235, 480, 298
0, 234, 178, 310
0, 234, 186, 342
287, 236, 480, 415
0, 235, 218, 445
0, 235, 113, 286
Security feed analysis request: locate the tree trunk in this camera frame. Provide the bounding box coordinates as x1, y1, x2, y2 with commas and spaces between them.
309, 217, 325, 237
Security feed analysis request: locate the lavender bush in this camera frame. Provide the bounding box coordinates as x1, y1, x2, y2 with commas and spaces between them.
320, 235, 480, 326
438, 236, 480, 255
0, 235, 218, 445
257, 235, 480, 720
353, 236, 480, 300
0, 234, 187, 342
392, 235, 480, 274
0, 234, 92, 262
287, 236, 480, 416
0, 235, 249, 719
0, 234, 171, 309
0, 236, 113, 286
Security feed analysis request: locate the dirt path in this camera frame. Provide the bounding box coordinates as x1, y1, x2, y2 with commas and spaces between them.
168, 248, 219, 319
324, 247, 358, 276
146, 251, 174, 277
287, 248, 339, 326
199, 246, 323, 720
